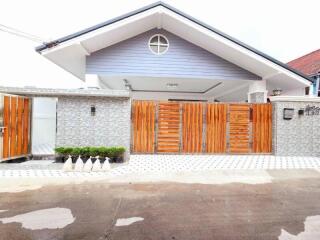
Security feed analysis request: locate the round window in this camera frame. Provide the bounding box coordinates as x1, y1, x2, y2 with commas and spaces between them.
148, 34, 169, 55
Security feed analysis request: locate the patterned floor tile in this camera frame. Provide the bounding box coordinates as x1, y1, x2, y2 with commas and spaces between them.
0, 155, 320, 178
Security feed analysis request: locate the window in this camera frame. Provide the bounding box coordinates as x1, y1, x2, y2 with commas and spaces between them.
148, 34, 169, 55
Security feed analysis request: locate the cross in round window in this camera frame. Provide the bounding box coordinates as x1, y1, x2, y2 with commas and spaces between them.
148, 34, 169, 55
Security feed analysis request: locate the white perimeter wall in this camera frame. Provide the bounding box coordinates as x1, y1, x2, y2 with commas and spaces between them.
31, 97, 57, 155
281, 88, 306, 96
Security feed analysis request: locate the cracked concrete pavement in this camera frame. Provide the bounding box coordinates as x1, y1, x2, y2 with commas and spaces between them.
0, 169, 320, 239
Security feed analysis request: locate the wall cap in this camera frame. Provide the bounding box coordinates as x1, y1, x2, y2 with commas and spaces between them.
270, 96, 320, 102
0, 87, 130, 98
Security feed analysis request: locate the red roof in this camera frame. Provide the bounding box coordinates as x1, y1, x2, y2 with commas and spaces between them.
287, 49, 320, 76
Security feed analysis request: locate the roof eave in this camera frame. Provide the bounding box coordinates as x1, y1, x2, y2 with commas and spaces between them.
35, 1, 312, 83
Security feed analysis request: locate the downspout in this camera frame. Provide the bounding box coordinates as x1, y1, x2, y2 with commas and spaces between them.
315, 72, 320, 97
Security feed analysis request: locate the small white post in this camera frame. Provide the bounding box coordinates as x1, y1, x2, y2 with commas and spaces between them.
92, 156, 102, 172
62, 155, 73, 172
83, 156, 93, 172
74, 156, 84, 172
102, 157, 111, 171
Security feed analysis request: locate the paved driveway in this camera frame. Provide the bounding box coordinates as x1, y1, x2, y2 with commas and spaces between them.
1, 155, 320, 179
0, 169, 320, 240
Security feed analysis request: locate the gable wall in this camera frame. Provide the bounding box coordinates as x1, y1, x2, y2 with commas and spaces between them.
86, 29, 261, 80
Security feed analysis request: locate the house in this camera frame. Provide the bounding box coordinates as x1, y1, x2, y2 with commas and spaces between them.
287, 49, 320, 96
1, 1, 320, 161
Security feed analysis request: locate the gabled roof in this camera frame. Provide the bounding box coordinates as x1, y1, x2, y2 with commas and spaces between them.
35, 1, 311, 87
287, 49, 320, 77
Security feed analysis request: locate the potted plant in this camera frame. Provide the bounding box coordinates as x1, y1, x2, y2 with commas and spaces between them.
113, 147, 126, 163
54, 146, 126, 163
54, 147, 73, 162
54, 147, 64, 162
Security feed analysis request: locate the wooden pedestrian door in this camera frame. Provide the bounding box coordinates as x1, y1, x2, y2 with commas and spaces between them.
0, 94, 31, 161
131, 101, 272, 154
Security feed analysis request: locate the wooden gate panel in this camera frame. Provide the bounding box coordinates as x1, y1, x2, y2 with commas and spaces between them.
22, 98, 30, 155
229, 104, 250, 153
206, 104, 227, 153
3, 96, 10, 159
9, 97, 17, 157
252, 104, 272, 153
157, 102, 180, 153
182, 103, 203, 153
132, 101, 155, 153
2, 96, 30, 160
16, 97, 24, 155
131, 101, 272, 154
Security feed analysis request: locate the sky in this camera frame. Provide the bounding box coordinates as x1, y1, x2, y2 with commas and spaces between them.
0, 0, 319, 88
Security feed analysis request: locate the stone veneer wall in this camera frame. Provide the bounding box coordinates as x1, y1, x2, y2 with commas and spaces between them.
272, 101, 320, 156
56, 96, 131, 160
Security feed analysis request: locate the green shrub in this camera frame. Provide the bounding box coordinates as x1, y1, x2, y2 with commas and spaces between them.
71, 147, 82, 156
54, 147, 64, 155
88, 147, 100, 157
54, 147, 73, 155
64, 147, 73, 155
55, 146, 126, 158
80, 147, 91, 157
110, 146, 125, 157
98, 147, 109, 158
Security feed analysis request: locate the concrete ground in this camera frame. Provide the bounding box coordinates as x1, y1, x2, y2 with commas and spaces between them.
0, 169, 320, 239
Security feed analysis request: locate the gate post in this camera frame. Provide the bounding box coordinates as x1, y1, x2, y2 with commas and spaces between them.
248, 80, 267, 103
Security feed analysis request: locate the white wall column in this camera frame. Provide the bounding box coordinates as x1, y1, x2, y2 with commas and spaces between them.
85, 74, 109, 89
248, 80, 267, 103
32, 97, 57, 155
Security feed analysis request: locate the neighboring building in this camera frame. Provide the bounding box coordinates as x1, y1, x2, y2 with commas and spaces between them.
287, 49, 320, 96
1, 2, 320, 160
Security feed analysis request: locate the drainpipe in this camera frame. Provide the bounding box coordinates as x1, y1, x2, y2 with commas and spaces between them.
315, 72, 320, 97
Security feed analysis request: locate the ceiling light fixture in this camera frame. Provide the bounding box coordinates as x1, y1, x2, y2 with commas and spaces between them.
166, 83, 178, 90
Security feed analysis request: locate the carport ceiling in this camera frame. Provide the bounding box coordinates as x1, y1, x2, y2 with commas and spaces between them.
100, 76, 251, 96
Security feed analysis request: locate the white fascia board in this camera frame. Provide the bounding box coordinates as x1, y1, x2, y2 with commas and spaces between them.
77, 43, 90, 56
40, 7, 161, 56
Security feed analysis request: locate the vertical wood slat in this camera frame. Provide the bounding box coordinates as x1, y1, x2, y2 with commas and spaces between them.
3, 96, 10, 159
229, 104, 250, 153
206, 104, 227, 153
16, 97, 24, 155
157, 102, 180, 153
9, 97, 17, 157
182, 102, 203, 153
130, 101, 272, 154
1, 95, 30, 160
252, 103, 272, 153
22, 98, 30, 155
132, 101, 155, 153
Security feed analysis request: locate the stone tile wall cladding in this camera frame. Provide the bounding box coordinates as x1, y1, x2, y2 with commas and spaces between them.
273, 101, 320, 157
56, 96, 131, 159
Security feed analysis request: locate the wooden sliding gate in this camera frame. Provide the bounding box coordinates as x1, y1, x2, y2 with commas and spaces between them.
0, 94, 31, 161
131, 101, 272, 154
